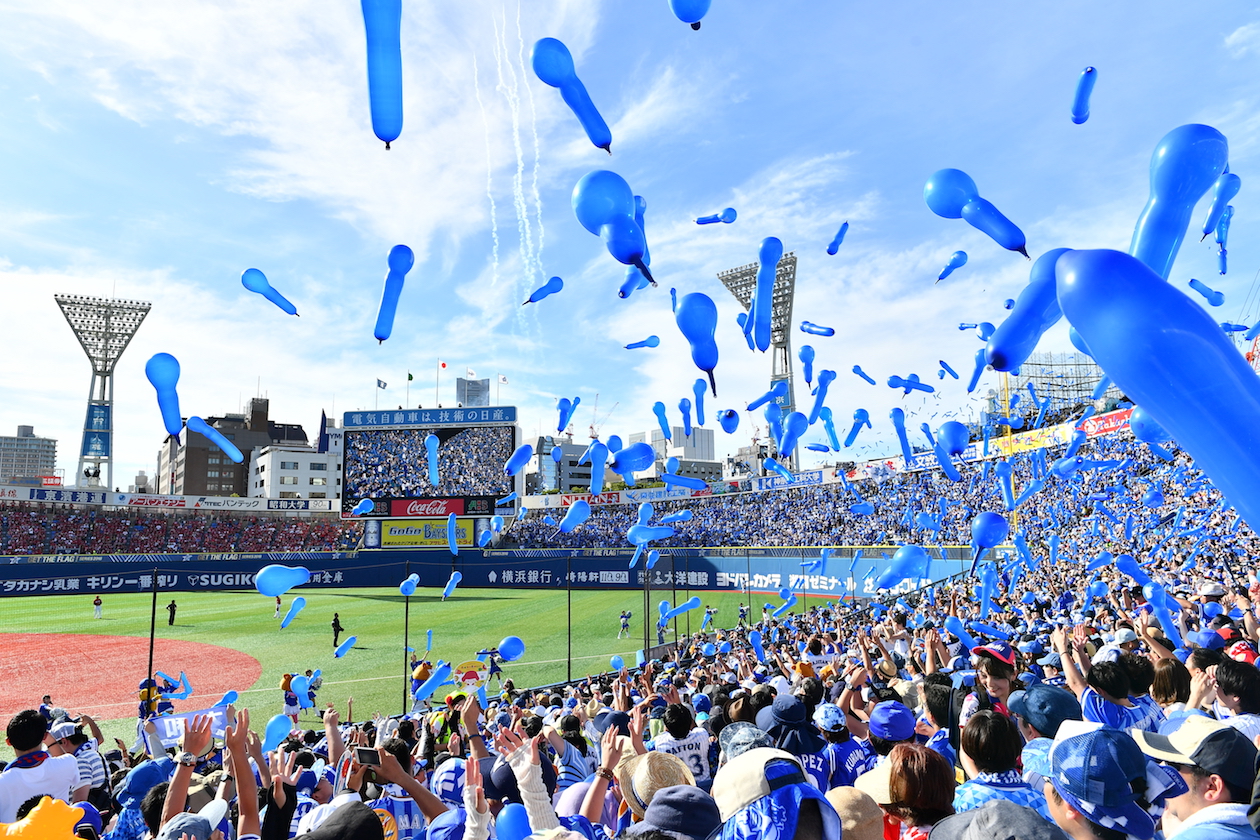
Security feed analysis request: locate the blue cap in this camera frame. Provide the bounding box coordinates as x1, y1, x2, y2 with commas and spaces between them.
1008, 685, 1082, 739
1049, 721, 1165, 840
869, 701, 915, 742
1191, 629, 1225, 650
692, 694, 712, 713
812, 703, 845, 733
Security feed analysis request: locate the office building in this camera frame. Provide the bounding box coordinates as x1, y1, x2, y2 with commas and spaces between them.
0, 426, 57, 484
250, 424, 344, 499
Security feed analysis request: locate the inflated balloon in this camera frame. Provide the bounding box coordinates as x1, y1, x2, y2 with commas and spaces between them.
735, 312, 755, 350
601, 215, 653, 281
748, 380, 788, 411
966, 348, 987, 393
572, 172, 652, 281
441, 570, 462, 600
557, 397, 581, 433
986, 248, 1070, 371
669, 0, 711, 28
216, 690, 240, 706
1129, 125, 1229, 279
532, 38, 611, 152
888, 374, 934, 395
256, 564, 311, 598
1219, 248, 1229, 276
819, 406, 842, 451
936, 421, 969, 456
661, 473, 708, 489
890, 408, 915, 464
745, 237, 783, 352
650, 401, 673, 442
280, 597, 307, 629
628, 523, 675, 546
491, 515, 504, 533
413, 662, 453, 703
625, 336, 660, 350
660, 510, 692, 524
970, 512, 1009, 571
764, 402, 784, 447
145, 353, 183, 436
944, 615, 980, 653
853, 365, 877, 386
423, 433, 441, 485
993, 461, 1015, 510
498, 636, 525, 663
924, 168, 1029, 257
875, 544, 930, 590
936, 251, 968, 283
610, 441, 655, 477
764, 457, 793, 483
645, 549, 661, 569
748, 630, 767, 663
445, 513, 460, 557
262, 713, 292, 751
696, 207, 737, 225
558, 499, 591, 533
849, 500, 874, 516
799, 346, 816, 385
978, 564, 998, 618
587, 441, 609, 494
675, 292, 719, 394
692, 379, 707, 426
361, 0, 403, 147
504, 444, 533, 477
334, 635, 358, 658
718, 409, 739, 434
977, 322, 995, 340
1070, 66, 1097, 124
827, 221, 849, 255
778, 412, 808, 458
844, 409, 871, 448
524, 276, 563, 305
800, 321, 836, 336
637, 502, 654, 525
1115, 554, 1151, 586
939, 360, 959, 380
772, 595, 797, 617
241, 268, 298, 316
1201, 172, 1242, 239
678, 398, 693, 437
808, 370, 836, 425
609, 655, 625, 671
187, 417, 243, 463
701, 642, 717, 657
1188, 278, 1224, 306
399, 573, 419, 596
1216, 204, 1234, 249
351, 499, 374, 516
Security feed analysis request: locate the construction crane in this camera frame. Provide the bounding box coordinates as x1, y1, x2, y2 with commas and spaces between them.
588, 394, 619, 439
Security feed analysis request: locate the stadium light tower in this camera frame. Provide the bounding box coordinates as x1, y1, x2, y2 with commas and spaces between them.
54, 294, 152, 491
717, 252, 799, 463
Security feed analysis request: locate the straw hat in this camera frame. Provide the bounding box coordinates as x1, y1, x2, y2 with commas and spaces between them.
615, 750, 695, 819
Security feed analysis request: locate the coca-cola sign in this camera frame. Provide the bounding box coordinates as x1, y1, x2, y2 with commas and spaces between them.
390, 498, 465, 517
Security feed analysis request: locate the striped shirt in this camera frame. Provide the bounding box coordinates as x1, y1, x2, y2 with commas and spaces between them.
953, 770, 1052, 822
367, 790, 427, 840
1081, 688, 1165, 733
74, 741, 108, 790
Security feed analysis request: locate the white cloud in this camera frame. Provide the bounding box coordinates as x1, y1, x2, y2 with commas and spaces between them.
1226, 22, 1260, 57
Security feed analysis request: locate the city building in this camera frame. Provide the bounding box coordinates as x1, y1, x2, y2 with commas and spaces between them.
156, 398, 309, 496
526, 435, 592, 493
628, 426, 722, 482
130, 470, 152, 494
0, 426, 58, 484
250, 423, 344, 500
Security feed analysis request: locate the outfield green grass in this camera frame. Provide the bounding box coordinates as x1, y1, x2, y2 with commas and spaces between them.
1, 586, 776, 746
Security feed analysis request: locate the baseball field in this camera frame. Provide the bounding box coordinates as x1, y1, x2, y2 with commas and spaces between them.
0, 585, 774, 746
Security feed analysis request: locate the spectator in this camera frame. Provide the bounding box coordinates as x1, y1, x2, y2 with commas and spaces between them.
1007, 685, 1083, 789
953, 710, 1052, 821
0, 710, 85, 822
855, 742, 956, 840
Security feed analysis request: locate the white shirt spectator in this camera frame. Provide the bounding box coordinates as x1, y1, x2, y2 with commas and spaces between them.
0, 754, 81, 822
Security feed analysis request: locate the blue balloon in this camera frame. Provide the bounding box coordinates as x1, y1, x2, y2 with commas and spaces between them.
1216, 204, 1235, 249
875, 545, 930, 590
778, 412, 808, 458
587, 441, 608, 495
373, 244, 414, 342
692, 379, 707, 426
717, 409, 739, 434
702, 642, 717, 657
610, 442, 655, 475
441, 570, 462, 599
800, 321, 836, 336
334, 635, 358, 658
1070, 66, 1097, 124
1188, 278, 1224, 306
262, 713, 292, 751
216, 690, 239, 706
852, 365, 877, 386
413, 661, 452, 703
572, 170, 633, 230
445, 513, 461, 557
524, 276, 563, 305
749, 238, 784, 352
748, 380, 788, 411
971, 512, 1009, 568
977, 322, 995, 340
499, 635, 525, 662
652, 401, 672, 441
944, 616, 980, 652
843, 409, 870, 448
1129, 125, 1228, 280
504, 444, 533, 476
939, 360, 959, 380
676, 293, 719, 394
890, 408, 914, 464
290, 674, 311, 708
660, 509, 692, 524
696, 207, 736, 224
559, 499, 591, 533
241, 268, 298, 316
424, 434, 440, 485
351, 499, 374, 516
399, 573, 419, 596
1201, 172, 1242, 239
610, 655, 625, 671
1058, 248, 1260, 537
679, 398, 693, 437
601, 215, 652, 281
799, 346, 816, 385
888, 374, 934, 395
145, 353, 183, 436
531, 38, 611, 152
280, 596, 307, 629
937, 251, 968, 282
764, 402, 784, 447
625, 335, 660, 350
985, 248, 1071, 371
827, 221, 849, 255
994, 460, 1015, 510
557, 397, 581, 433
628, 523, 675, 547
360, 0, 403, 147
256, 564, 311, 598
819, 406, 841, 451
491, 515, 504, 532
187, 417, 243, 463
669, 0, 711, 27
808, 370, 836, 425
748, 630, 767, 663
937, 421, 969, 457
924, 169, 1028, 257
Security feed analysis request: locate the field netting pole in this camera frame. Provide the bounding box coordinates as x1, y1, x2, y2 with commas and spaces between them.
566, 554, 572, 684
403, 559, 411, 716
145, 565, 158, 710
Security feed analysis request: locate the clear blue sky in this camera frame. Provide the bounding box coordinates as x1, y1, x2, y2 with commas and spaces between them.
0, 2, 1257, 487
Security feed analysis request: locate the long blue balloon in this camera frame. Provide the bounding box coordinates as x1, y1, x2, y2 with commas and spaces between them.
531, 38, 611, 152
985, 248, 1070, 372
937, 251, 968, 282
425, 434, 440, 485
750, 238, 783, 352
676, 293, 719, 394
373, 245, 414, 342
819, 407, 841, 451
504, 444, 533, 477
280, 596, 306, 629
256, 564, 311, 598
652, 402, 672, 441
1201, 173, 1241, 240
360, 0, 403, 147
187, 416, 243, 463
808, 370, 836, 425
446, 514, 459, 557
1057, 248, 1260, 536
717, 409, 739, 434
924, 169, 1028, 257
557, 397, 581, 433
799, 346, 815, 385
145, 353, 183, 436
1128, 125, 1228, 280
827, 221, 849, 255
241, 269, 298, 316
692, 379, 707, 426
588, 441, 608, 495
558, 499, 591, 533
679, 398, 693, 437
442, 570, 462, 598
334, 636, 358, 658
414, 662, 452, 703
1070, 67, 1097, 124
524, 276, 563, 305
778, 412, 808, 458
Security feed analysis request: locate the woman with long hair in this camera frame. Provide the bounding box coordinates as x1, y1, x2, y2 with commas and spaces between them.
959, 644, 1021, 729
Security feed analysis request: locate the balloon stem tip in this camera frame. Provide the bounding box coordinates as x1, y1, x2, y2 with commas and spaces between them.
385, 142, 391, 150
691, 21, 701, 29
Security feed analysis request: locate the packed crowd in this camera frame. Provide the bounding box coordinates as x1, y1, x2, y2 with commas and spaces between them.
0, 505, 362, 556
344, 427, 515, 501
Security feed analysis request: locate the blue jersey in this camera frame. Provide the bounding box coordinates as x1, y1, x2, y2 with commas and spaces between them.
366, 790, 427, 840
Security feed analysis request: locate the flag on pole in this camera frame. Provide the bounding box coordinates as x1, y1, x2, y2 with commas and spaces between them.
498, 374, 509, 385
466, 368, 477, 379
376, 379, 387, 389
437, 360, 447, 370
407, 372, 414, 381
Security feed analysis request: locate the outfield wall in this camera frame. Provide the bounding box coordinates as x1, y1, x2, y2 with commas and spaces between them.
0, 546, 975, 599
